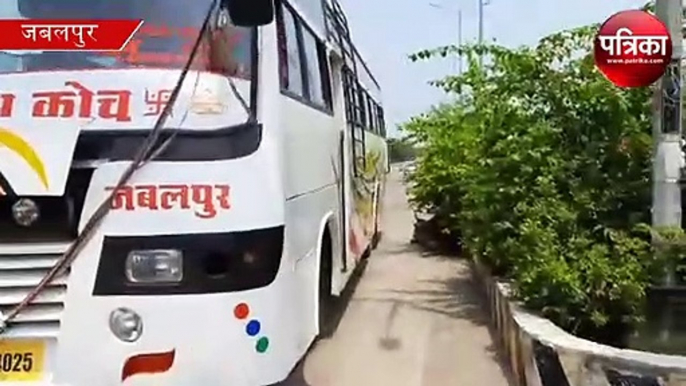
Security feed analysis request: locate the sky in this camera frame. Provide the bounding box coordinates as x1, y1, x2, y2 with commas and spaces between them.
338, 0, 647, 138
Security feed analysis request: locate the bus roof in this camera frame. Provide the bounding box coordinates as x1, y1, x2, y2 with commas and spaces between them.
353, 46, 381, 103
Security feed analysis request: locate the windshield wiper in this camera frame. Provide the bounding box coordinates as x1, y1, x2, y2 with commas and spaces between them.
228, 74, 252, 123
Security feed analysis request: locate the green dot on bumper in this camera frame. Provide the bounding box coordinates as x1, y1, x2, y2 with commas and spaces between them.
256, 337, 269, 353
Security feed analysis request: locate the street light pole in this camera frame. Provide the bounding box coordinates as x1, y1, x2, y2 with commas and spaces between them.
428, 2, 463, 75
478, 0, 490, 67
478, 0, 483, 44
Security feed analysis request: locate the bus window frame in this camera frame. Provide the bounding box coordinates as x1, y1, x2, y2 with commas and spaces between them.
378, 105, 386, 138
276, 0, 334, 116
249, 27, 259, 117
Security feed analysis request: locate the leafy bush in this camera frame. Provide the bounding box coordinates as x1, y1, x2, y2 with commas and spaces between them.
387, 137, 417, 163
404, 24, 660, 344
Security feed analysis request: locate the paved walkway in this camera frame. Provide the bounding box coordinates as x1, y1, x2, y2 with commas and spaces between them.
281, 168, 513, 386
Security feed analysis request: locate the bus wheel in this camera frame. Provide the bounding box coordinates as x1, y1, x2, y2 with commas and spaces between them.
371, 209, 381, 249
371, 229, 381, 250
371, 193, 382, 250
318, 232, 335, 338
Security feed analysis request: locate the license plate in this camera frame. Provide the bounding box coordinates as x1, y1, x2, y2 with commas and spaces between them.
0, 340, 45, 381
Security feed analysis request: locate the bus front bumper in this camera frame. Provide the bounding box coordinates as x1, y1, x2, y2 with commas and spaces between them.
4, 284, 302, 386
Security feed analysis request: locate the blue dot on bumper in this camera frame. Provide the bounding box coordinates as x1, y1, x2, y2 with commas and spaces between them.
246, 320, 261, 336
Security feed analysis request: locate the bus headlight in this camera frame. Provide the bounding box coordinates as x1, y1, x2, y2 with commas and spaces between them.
109, 307, 142, 342
93, 226, 284, 295
125, 250, 183, 283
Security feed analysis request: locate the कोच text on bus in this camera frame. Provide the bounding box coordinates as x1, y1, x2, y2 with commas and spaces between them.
0, 0, 389, 384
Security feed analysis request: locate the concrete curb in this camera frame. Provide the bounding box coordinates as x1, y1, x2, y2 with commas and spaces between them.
470, 258, 686, 386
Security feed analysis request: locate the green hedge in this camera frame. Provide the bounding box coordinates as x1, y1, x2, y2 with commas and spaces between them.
388, 137, 417, 163
404, 25, 663, 344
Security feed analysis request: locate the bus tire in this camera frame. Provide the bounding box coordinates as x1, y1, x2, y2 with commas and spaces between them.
371, 187, 382, 250
371, 203, 381, 249
371, 229, 381, 250
318, 231, 335, 338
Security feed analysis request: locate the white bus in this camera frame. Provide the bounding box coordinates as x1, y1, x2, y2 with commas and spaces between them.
0, 0, 388, 384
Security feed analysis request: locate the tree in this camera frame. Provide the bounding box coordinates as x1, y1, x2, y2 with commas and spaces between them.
405, 22, 657, 346
641, 1, 654, 12
387, 137, 416, 163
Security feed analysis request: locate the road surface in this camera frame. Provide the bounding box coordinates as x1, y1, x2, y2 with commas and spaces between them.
280, 168, 513, 386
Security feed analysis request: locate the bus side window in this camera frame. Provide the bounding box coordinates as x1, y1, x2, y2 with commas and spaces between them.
367, 97, 375, 133
375, 103, 382, 135
300, 26, 332, 109
277, 2, 332, 111
319, 44, 333, 110
357, 88, 367, 128
277, 4, 305, 96
378, 106, 386, 138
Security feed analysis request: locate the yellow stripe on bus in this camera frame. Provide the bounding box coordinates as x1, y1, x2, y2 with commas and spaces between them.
0, 128, 49, 190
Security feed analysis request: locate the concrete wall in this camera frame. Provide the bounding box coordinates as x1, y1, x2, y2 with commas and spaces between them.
471, 259, 686, 386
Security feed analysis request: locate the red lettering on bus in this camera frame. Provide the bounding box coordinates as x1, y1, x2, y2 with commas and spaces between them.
0, 94, 15, 117
109, 24, 208, 68
160, 185, 190, 210
32, 81, 131, 122
136, 185, 159, 210
106, 184, 231, 219
102, 24, 247, 77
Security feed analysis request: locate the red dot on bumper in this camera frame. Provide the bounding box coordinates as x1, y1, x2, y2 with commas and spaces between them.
234, 303, 250, 319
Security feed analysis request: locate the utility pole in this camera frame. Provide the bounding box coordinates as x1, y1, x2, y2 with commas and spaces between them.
653, 0, 683, 257
653, 0, 683, 341
478, 0, 491, 67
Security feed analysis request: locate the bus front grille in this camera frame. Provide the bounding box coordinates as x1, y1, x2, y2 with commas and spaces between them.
0, 242, 71, 338
0, 169, 93, 243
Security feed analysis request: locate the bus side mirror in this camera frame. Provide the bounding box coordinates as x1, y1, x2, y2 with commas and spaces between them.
223, 0, 274, 26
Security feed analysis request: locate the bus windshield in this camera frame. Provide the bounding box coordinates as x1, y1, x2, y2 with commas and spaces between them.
0, 0, 253, 80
